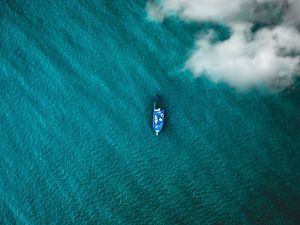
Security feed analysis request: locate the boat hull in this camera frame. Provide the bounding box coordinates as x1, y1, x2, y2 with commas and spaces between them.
153, 107, 165, 135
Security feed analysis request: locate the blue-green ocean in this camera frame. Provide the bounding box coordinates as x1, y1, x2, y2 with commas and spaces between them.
1, 0, 300, 224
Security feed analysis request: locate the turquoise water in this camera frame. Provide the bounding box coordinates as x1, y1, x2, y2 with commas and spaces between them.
1, 0, 300, 224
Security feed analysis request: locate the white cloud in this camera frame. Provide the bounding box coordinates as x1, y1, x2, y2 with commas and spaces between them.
146, 1, 165, 22
146, 0, 300, 90
187, 24, 300, 89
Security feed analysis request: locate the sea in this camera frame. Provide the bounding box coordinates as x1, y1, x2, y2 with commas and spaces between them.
0, 0, 300, 224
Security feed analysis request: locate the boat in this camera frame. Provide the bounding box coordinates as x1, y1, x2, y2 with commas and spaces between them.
152, 96, 165, 136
